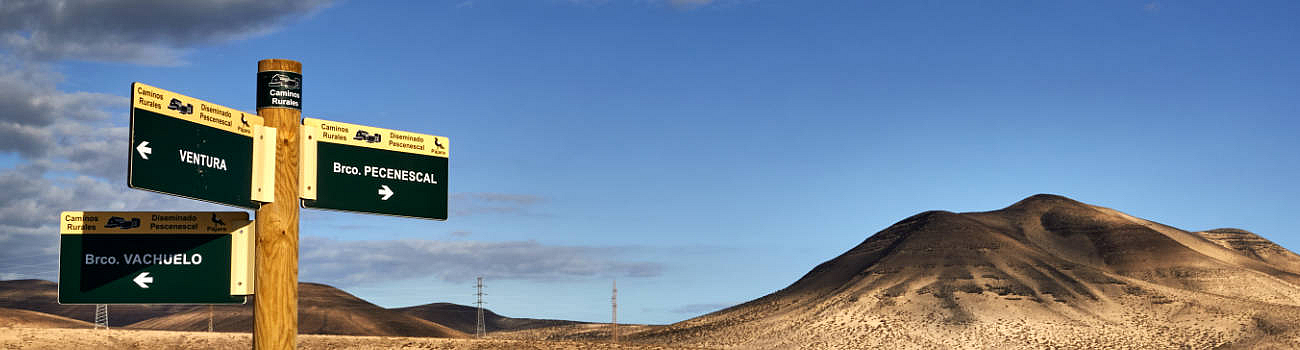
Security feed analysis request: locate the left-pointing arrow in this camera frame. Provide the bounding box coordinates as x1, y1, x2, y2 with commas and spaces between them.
133, 272, 153, 288
136, 141, 152, 160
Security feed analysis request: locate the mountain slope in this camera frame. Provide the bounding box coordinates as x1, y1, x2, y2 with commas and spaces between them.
630, 194, 1300, 349
127, 283, 466, 338
1199, 228, 1300, 274
0, 280, 464, 338
0, 307, 93, 328
0, 279, 204, 327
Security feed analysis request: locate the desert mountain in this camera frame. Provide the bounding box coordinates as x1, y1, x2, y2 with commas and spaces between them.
0, 279, 204, 327
628, 194, 1300, 349
0, 280, 463, 338
128, 283, 465, 338
395, 302, 589, 334
0, 307, 92, 328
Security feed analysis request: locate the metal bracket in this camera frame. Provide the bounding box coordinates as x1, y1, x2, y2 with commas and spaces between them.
230, 220, 255, 296
299, 124, 318, 200
251, 125, 277, 203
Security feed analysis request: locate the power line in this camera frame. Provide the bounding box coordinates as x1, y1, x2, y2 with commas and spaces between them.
94, 304, 108, 330
474, 276, 486, 338
611, 279, 618, 344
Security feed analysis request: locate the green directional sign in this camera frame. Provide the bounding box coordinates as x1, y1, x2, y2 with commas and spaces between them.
128, 82, 273, 209
58, 211, 253, 304
300, 118, 449, 220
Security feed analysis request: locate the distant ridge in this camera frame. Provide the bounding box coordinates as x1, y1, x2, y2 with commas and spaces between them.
0, 280, 462, 338
0, 279, 198, 327
394, 302, 590, 334
129, 283, 465, 338
0, 307, 92, 328
0, 278, 592, 337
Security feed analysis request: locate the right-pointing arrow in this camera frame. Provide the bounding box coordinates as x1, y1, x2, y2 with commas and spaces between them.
136, 141, 152, 160
378, 185, 394, 201
133, 272, 153, 289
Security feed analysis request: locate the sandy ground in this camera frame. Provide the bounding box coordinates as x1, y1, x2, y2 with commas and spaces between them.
0, 327, 713, 350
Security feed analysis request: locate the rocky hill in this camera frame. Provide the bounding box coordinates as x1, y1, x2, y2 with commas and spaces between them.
625, 194, 1300, 349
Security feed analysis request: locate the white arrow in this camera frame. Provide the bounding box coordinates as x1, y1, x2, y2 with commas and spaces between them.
378, 185, 394, 200
136, 141, 152, 160
133, 272, 154, 289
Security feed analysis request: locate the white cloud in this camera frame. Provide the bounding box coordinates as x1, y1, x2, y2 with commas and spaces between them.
0, 167, 227, 281
0, 0, 329, 282
0, 59, 126, 178
0, 0, 332, 65
300, 236, 662, 286
560, 0, 734, 10
669, 0, 715, 9
0, 58, 117, 127
451, 192, 548, 217
453, 192, 545, 205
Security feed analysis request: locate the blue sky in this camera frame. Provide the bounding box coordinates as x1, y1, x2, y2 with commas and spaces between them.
1, 0, 1298, 325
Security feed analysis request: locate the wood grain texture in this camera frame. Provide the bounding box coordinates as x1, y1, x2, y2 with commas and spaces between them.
254, 58, 301, 350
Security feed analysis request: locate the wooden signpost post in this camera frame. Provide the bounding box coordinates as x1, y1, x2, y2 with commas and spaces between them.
254, 59, 303, 349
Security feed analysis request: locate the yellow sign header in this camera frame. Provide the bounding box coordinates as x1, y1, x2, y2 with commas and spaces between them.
303, 117, 449, 158
132, 82, 263, 137
60, 211, 251, 235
